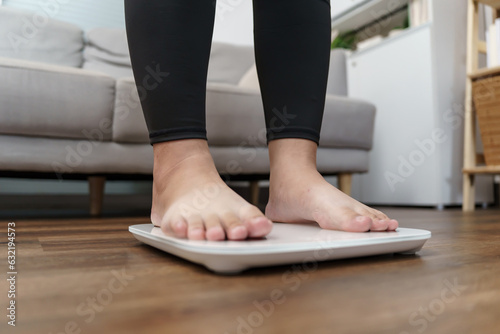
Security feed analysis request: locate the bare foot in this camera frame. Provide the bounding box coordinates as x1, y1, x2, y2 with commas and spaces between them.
151, 139, 272, 241
265, 139, 398, 232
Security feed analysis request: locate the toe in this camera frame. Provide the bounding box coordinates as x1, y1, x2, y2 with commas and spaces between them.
348, 215, 373, 232
204, 214, 226, 241
339, 207, 372, 232
240, 206, 273, 238
221, 212, 248, 240
359, 209, 388, 231
367, 209, 396, 231
166, 216, 188, 238
316, 207, 372, 232
370, 218, 390, 231
387, 219, 399, 231
245, 217, 273, 238
186, 215, 205, 240
373, 209, 389, 220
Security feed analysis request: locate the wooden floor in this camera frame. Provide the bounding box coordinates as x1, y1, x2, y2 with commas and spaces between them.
1, 208, 500, 334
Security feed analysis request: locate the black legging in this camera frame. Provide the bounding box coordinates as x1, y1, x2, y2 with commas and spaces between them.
124, 0, 331, 145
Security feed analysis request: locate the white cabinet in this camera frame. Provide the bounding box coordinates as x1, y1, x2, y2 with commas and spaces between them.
345, 0, 494, 206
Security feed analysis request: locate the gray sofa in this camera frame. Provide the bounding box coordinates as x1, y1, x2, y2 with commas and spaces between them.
0, 7, 376, 215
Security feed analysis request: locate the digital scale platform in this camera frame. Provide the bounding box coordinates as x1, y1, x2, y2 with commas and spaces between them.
129, 223, 431, 274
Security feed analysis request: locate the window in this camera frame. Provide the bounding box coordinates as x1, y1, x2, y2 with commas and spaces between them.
2, 0, 125, 31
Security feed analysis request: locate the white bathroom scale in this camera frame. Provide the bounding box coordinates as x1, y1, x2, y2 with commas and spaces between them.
129, 223, 431, 274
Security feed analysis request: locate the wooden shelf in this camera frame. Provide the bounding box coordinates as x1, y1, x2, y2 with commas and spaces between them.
469, 65, 500, 79
463, 165, 500, 174
476, 0, 500, 10
331, 0, 410, 34
463, 0, 500, 211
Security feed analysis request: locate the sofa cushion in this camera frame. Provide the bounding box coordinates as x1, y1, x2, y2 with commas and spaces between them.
114, 79, 374, 149
320, 95, 375, 150
238, 64, 259, 91
0, 134, 367, 176
0, 57, 116, 141
238, 49, 349, 96
112, 77, 150, 143
209, 146, 370, 175
327, 49, 348, 96
112, 79, 263, 145
86, 28, 130, 57
82, 28, 134, 79
0, 7, 84, 68
0, 134, 153, 175
206, 83, 375, 150
81, 28, 255, 83
207, 42, 255, 84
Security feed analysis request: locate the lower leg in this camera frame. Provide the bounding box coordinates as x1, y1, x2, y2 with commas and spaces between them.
125, 1, 272, 240
266, 139, 398, 232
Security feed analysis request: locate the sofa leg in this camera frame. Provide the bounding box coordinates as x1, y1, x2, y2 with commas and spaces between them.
249, 180, 259, 206
338, 173, 352, 196
88, 176, 106, 216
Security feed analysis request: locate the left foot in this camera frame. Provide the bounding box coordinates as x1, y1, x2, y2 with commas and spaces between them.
265, 139, 399, 232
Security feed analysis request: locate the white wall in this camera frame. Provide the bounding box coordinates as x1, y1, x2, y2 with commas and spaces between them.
213, 0, 336, 45
213, 0, 254, 45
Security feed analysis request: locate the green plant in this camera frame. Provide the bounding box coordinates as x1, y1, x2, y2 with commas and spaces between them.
392, 11, 410, 30
331, 31, 357, 50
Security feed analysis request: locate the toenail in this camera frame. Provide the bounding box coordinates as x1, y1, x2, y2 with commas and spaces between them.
356, 216, 367, 222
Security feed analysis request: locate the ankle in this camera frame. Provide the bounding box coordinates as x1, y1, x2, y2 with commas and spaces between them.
268, 138, 317, 172
153, 139, 215, 177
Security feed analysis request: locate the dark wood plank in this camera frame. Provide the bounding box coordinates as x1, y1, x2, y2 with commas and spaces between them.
1, 208, 499, 334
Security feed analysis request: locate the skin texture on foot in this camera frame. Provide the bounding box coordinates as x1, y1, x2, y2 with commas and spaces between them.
150, 139, 273, 241
266, 139, 399, 232
151, 138, 397, 241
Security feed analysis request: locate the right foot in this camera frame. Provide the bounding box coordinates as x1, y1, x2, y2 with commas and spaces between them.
150, 139, 273, 241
